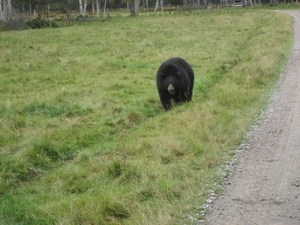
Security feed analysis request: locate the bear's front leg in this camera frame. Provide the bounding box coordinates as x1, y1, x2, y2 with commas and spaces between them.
158, 89, 172, 110
160, 96, 172, 110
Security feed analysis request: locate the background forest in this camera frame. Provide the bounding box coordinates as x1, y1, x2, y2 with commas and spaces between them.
1, 0, 300, 26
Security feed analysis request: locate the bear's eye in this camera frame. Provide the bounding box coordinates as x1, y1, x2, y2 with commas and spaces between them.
176, 71, 181, 77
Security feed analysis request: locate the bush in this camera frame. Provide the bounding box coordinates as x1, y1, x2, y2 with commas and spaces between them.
50, 21, 59, 28
26, 17, 49, 29
26, 17, 59, 29
76, 14, 89, 20
0, 17, 30, 31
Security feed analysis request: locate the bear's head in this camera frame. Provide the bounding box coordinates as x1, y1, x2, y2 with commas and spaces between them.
159, 64, 183, 95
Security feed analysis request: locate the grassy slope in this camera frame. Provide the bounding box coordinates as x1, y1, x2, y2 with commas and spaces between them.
0, 9, 293, 224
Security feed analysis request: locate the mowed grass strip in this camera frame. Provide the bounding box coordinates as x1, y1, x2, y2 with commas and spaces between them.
0, 9, 293, 224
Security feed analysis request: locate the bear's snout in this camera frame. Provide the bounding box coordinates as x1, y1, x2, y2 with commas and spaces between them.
168, 83, 175, 95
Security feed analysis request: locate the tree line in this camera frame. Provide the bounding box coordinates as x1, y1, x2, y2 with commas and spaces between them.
0, 0, 299, 24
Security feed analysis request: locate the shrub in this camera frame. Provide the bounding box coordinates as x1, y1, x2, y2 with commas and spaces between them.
26, 17, 49, 29
0, 17, 29, 31
26, 17, 58, 29
76, 14, 89, 20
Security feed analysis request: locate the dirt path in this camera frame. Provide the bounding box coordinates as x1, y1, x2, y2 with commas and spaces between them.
203, 10, 300, 225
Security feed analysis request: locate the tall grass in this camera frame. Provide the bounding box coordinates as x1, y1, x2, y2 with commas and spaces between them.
0, 9, 293, 224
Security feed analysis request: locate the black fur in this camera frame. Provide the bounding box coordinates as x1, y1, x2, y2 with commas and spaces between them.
156, 57, 194, 110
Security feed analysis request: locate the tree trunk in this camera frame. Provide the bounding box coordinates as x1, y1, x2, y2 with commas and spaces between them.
104, 0, 107, 16
7, 0, 12, 20
134, 0, 140, 14
1, 0, 12, 22
96, 0, 101, 16
145, 0, 148, 11
47, 4, 50, 21
0, 0, 3, 21
154, 0, 159, 13
66, 9, 71, 26
2, 0, 6, 21
160, 0, 164, 11
29, 1, 32, 14
66, 0, 71, 26
79, 0, 84, 15
37, 0, 42, 18
83, 0, 87, 15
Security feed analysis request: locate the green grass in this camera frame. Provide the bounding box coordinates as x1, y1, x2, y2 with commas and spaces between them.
0, 9, 293, 224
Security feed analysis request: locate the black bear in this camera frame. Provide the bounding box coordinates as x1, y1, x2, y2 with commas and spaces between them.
156, 57, 194, 110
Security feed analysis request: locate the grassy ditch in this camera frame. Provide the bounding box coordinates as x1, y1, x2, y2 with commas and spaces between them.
0, 9, 293, 224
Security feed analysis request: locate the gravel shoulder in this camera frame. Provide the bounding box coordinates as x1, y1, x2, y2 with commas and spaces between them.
203, 10, 300, 225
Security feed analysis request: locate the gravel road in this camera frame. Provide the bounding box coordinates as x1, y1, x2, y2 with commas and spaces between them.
203, 10, 300, 225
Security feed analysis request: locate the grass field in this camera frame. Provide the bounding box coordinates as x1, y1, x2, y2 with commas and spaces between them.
0, 8, 293, 224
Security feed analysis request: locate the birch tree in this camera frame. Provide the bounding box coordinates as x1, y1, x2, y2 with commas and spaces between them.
79, 0, 84, 15
0, 0, 12, 22
29, 1, 32, 14
79, 0, 88, 16
154, 0, 158, 13
0, 0, 2, 21
46, 4, 50, 21
7, 0, 12, 19
96, 0, 101, 16
83, 0, 87, 15
154, 0, 163, 13
104, 0, 107, 16
134, 0, 140, 14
